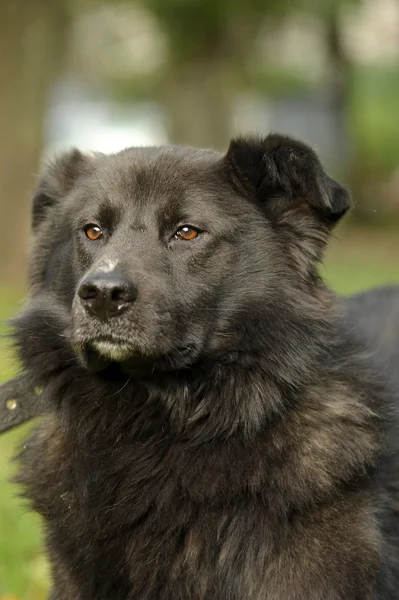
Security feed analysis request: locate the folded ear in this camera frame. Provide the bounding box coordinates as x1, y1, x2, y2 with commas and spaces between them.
227, 134, 350, 224
226, 134, 351, 275
32, 149, 93, 229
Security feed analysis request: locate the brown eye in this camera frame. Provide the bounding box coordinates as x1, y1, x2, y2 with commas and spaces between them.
174, 226, 201, 241
84, 225, 103, 241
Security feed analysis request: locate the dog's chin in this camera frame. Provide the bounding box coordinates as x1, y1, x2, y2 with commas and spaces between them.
92, 341, 132, 362
78, 346, 114, 373
77, 342, 144, 374
77, 340, 200, 376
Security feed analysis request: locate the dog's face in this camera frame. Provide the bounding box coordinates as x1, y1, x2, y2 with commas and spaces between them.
29, 136, 350, 374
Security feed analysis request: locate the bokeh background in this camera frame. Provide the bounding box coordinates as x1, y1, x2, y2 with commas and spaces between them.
0, 0, 398, 597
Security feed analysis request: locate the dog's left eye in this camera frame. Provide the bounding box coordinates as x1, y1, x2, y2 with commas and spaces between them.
173, 226, 201, 241
84, 225, 103, 241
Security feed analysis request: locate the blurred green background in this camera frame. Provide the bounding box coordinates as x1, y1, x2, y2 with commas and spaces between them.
0, 0, 398, 597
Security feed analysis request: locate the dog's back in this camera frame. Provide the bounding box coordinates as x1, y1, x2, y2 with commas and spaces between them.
343, 286, 399, 382
344, 286, 399, 598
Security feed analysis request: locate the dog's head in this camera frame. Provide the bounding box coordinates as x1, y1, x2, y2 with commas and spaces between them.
28, 135, 350, 375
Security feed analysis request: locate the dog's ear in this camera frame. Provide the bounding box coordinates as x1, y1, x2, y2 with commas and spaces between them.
32, 149, 93, 229
226, 134, 350, 226
225, 134, 351, 275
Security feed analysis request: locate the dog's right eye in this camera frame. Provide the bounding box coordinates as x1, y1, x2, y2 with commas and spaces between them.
173, 226, 202, 241
84, 225, 103, 241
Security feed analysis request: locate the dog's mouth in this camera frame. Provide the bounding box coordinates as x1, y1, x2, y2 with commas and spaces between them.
75, 335, 144, 372
71, 295, 203, 373
75, 335, 199, 375
91, 339, 133, 362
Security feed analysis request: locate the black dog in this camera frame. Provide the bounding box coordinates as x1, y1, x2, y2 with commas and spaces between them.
343, 286, 399, 385
10, 134, 399, 599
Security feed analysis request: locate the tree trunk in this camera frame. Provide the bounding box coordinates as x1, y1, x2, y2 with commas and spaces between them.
0, 0, 70, 287
325, 6, 351, 169
161, 61, 235, 151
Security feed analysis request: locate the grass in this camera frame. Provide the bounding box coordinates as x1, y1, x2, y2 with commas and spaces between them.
0, 227, 398, 600
0, 291, 50, 600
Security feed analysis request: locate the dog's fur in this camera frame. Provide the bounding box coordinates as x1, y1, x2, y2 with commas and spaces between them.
341, 286, 399, 599
343, 286, 399, 385
11, 134, 399, 599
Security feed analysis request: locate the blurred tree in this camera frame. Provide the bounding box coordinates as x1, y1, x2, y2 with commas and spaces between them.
71, 0, 360, 151
138, 0, 359, 150
0, 0, 71, 286
140, 0, 293, 149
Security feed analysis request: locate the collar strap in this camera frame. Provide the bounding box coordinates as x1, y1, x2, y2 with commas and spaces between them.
0, 375, 42, 434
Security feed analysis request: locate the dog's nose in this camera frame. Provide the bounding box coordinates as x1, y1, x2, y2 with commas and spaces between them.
78, 272, 138, 320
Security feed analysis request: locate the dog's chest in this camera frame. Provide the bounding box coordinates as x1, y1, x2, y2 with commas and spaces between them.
20, 413, 380, 600
23, 419, 271, 599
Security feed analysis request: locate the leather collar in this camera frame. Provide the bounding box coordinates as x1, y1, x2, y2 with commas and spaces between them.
0, 375, 42, 433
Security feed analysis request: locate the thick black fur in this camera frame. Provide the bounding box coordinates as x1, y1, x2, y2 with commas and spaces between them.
10, 134, 399, 599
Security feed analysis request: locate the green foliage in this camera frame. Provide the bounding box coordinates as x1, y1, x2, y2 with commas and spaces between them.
349, 66, 399, 171
140, 0, 318, 61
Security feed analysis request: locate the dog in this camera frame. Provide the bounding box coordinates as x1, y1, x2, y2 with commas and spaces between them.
343, 286, 399, 385
9, 134, 399, 599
